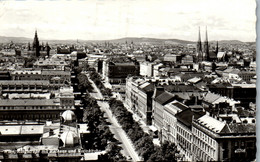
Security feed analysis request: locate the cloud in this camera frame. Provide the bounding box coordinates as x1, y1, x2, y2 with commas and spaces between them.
0, 0, 256, 41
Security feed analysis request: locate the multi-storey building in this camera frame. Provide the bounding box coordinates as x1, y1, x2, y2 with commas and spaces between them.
102, 57, 139, 94
125, 77, 154, 125
0, 86, 74, 121
139, 61, 154, 77
192, 114, 256, 161
175, 108, 205, 161
153, 91, 176, 140
10, 69, 71, 87
0, 80, 50, 94
34, 58, 69, 70
0, 98, 74, 121
162, 100, 188, 144
208, 83, 256, 108
102, 57, 139, 84
0, 110, 89, 161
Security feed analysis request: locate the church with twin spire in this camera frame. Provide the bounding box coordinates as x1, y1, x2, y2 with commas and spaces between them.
196, 27, 218, 62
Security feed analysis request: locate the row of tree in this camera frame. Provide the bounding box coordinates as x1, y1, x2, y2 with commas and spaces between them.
108, 98, 179, 162
84, 66, 180, 161
81, 91, 126, 161
72, 66, 94, 93
72, 65, 125, 161
89, 71, 112, 97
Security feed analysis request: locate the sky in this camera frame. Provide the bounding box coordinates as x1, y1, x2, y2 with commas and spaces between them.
0, 0, 256, 42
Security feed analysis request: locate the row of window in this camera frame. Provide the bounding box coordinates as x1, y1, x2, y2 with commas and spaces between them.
177, 134, 192, 152
193, 127, 216, 147
1, 86, 48, 89
193, 144, 215, 162
0, 113, 60, 120
0, 106, 60, 110
193, 135, 216, 158
177, 125, 192, 141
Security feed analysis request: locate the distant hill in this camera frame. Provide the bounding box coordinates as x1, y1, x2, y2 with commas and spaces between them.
0, 36, 32, 43
218, 40, 245, 44
0, 36, 253, 45
210, 40, 247, 45
0, 36, 195, 45
98, 37, 195, 45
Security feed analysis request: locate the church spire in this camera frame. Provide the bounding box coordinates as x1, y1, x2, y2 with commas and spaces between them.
33, 30, 40, 57
198, 26, 202, 42
204, 26, 209, 61
205, 26, 208, 42
197, 26, 203, 62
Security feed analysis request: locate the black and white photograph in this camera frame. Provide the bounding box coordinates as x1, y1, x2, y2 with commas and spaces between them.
0, 0, 257, 161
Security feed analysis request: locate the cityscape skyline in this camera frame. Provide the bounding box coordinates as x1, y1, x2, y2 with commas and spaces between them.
0, 4, 256, 160
0, 0, 256, 42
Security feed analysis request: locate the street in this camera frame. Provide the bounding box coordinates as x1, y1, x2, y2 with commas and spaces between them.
87, 74, 141, 161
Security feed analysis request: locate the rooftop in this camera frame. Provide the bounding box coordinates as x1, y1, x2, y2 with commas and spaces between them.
0, 125, 44, 136
165, 84, 200, 92
139, 82, 154, 93
154, 91, 175, 105
0, 99, 60, 106
42, 70, 71, 75
227, 123, 255, 134
176, 109, 205, 128
196, 114, 226, 133
0, 80, 50, 85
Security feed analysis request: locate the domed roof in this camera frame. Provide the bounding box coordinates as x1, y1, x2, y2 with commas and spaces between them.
60, 130, 79, 147
61, 110, 76, 122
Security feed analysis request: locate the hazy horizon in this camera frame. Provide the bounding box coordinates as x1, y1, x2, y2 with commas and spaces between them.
0, 0, 256, 42
0, 35, 256, 43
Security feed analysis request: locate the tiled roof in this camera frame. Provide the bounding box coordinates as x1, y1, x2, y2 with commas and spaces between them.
0, 80, 50, 85
176, 109, 205, 128
165, 84, 200, 92
177, 72, 208, 81
196, 114, 226, 133
227, 123, 255, 134
140, 82, 154, 93
0, 125, 44, 135
42, 70, 70, 75
0, 99, 59, 106
154, 91, 175, 105
113, 62, 135, 66
203, 92, 240, 105
153, 87, 165, 98
203, 92, 221, 103
172, 101, 189, 111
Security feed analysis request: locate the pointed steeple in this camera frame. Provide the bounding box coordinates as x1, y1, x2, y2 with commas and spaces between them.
204, 26, 209, 61
198, 26, 202, 42
33, 30, 40, 57
205, 26, 208, 42
33, 30, 39, 48
197, 26, 203, 62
